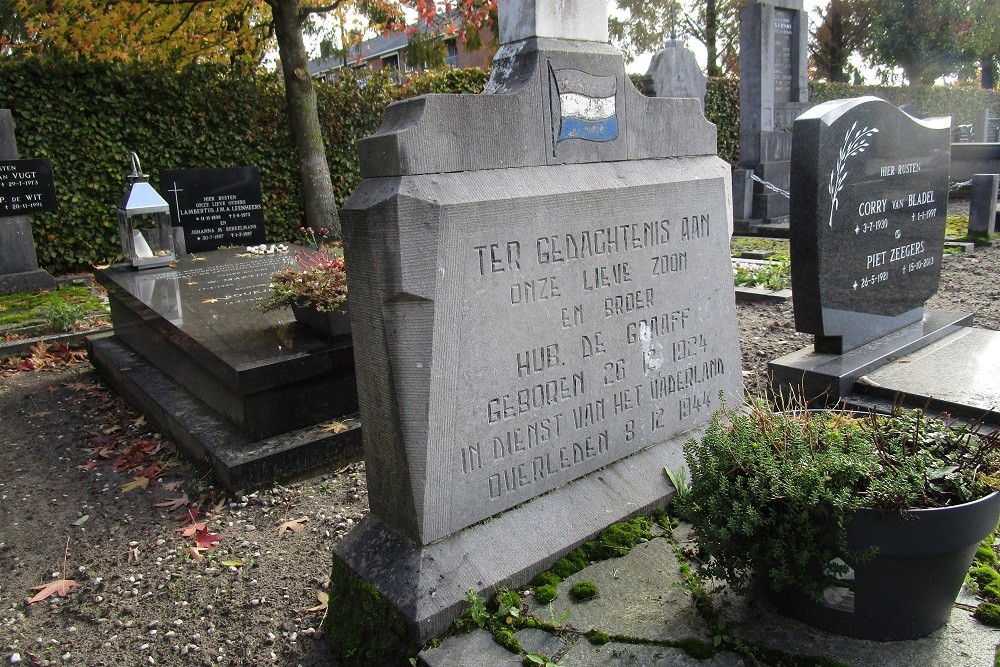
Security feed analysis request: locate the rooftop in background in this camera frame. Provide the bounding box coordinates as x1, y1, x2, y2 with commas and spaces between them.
307, 16, 496, 81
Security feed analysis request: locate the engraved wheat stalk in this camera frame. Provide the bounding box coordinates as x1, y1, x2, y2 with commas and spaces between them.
827, 121, 879, 227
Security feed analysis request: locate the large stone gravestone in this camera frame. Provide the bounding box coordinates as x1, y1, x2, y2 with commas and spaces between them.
769, 97, 987, 405
89, 247, 360, 488
324, 0, 743, 662
160, 167, 265, 253
734, 0, 809, 233
0, 110, 56, 294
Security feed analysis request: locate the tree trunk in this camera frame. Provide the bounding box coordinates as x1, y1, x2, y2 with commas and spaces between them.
270, 0, 341, 238
705, 0, 719, 77
983, 56, 996, 90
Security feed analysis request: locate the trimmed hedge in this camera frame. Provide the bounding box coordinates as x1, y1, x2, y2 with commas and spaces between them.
0, 61, 487, 273
3, 55, 1000, 273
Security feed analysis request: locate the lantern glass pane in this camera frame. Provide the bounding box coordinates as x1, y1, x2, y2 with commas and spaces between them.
129, 212, 173, 259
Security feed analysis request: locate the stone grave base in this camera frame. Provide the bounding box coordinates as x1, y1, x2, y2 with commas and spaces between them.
88, 333, 361, 489
323, 429, 691, 666
842, 326, 1000, 421
0, 267, 56, 295
769, 309, 972, 405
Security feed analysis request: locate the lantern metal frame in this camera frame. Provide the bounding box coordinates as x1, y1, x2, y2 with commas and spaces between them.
116, 152, 175, 270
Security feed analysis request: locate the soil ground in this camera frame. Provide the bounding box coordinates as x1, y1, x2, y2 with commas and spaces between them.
1, 238, 998, 667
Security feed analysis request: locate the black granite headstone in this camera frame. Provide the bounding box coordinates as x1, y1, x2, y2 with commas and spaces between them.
160, 167, 265, 253
0, 159, 57, 216
790, 97, 951, 353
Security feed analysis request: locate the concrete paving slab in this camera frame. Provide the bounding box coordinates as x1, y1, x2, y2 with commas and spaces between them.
417, 629, 522, 666
533, 538, 708, 641
418, 522, 1000, 667
559, 640, 744, 666
722, 586, 1000, 667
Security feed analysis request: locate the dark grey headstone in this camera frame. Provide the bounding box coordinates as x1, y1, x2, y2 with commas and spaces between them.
160, 167, 265, 253
968, 173, 999, 236
789, 97, 951, 353
0, 109, 55, 294
737, 0, 809, 227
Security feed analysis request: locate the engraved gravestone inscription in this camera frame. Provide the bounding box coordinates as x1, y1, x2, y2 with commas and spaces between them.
160, 167, 265, 253
0, 159, 57, 216
790, 97, 951, 353
772, 8, 794, 104
436, 170, 739, 531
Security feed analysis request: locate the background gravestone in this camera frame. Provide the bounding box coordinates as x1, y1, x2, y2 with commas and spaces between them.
734, 0, 809, 233
325, 0, 742, 662
0, 109, 56, 294
160, 167, 265, 254
641, 40, 707, 107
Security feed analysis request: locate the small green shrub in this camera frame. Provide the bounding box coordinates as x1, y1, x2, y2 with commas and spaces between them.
569, 581, 598, 601
732, 260, 790, 291
683, 399, 1000, 600
37, 301, 88, 332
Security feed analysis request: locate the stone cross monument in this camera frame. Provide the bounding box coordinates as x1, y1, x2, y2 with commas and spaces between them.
325, 0, 742, 662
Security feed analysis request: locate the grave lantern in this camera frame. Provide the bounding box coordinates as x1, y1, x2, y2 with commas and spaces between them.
116, 152, 175, 269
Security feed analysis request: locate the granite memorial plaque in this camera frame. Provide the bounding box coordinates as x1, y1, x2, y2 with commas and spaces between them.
325, 0, 742, 660
790, 97, 951, 353
0, 158, 57, 216
160, 167, 265, 253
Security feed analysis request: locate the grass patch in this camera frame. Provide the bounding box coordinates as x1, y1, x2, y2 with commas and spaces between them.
732, 260, 791, 291
730, 237, 789, 261
0, 285, 107, 331
946, 214, 970, 238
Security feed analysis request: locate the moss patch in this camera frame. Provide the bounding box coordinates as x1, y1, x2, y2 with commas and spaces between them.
569, 581, 598, 601
534, 584, 557, 604
323, 558, 418, 667
0, 285, 106, 330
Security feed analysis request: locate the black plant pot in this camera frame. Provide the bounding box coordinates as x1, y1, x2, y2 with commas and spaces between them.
764, 491, 1000, 641
291, 302, 351, 339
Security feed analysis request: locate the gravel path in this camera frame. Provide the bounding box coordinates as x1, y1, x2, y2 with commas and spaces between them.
0, 242, 997, 667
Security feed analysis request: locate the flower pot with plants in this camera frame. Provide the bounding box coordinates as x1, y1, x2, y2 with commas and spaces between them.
257, 248, 350, 339
679, 399, 1000, 641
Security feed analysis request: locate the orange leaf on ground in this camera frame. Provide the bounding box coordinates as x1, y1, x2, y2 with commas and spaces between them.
278, 517, 308, 537
195, 530, 222, 549
188, 546, 206, 560
177, 521, 207, 537
154, 494, 189, 511
27, 579, 77, 604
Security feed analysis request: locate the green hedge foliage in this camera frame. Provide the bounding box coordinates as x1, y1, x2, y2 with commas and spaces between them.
3, 55, 1000, 273
0, 61, 487, 273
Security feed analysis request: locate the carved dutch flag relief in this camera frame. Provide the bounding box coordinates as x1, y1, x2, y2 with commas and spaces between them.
549, 67, 619, 143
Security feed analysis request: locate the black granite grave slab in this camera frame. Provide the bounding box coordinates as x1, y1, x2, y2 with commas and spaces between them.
846, 326, 1000, 421
94, 247, 358, 441
88, 332, 361, 489
160, 167, 265, 253
790, 97, 951, 354
769, 309, 972, 403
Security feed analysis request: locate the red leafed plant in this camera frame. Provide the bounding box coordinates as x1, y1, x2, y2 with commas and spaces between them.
256, 249, 347, 314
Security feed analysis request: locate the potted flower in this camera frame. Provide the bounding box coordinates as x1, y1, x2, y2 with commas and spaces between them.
257, 248, 350, 339
679, 399, 1000, 641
